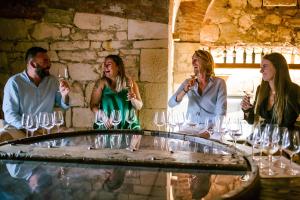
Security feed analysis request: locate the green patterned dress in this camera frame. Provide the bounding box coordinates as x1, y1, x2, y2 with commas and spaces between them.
93, 85, 141, 130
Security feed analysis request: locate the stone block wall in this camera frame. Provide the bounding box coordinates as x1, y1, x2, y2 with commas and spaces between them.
0, 6, 168, 129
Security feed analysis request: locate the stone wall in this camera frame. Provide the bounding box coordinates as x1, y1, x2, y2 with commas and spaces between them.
0, 3, 168, 129
175, 0, 300, 46
172, 0, 300, 89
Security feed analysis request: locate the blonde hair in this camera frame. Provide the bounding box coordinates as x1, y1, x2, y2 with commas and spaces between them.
255, 52, 292, 125
194, 50, 215, 78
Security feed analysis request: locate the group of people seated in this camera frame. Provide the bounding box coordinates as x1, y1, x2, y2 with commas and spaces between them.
1, 46, 300, 138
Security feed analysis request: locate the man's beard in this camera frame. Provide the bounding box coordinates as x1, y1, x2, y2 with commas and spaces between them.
35, 64, 50, 79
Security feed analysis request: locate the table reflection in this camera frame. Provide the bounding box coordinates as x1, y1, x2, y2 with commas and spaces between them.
0, 160, 246, 200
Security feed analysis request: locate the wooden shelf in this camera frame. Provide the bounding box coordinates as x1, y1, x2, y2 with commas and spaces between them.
215, 63, 300, 69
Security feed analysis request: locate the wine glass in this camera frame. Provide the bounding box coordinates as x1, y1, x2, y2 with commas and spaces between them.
125, 109, 136, 129
38, 112, 47, 135
286, 130, 300, 175
204, 117, 215, 135
166, 111, 176, 132
261, 126, 279, 176
228, 118, 242, 150
275, 127, 290, 168
186, 113, 197, 127
174, 111, 185, 131
53, 111, 64, 133
110, 110, 122, 129
153, 111, 166, 131
27, 114, 39, 137
41, 112, 55, 135
125, 79, 133, 101
21, 113, 31, 137
95, 110, 109, 129
251, 124, 261, 161
242, 80, 254, 103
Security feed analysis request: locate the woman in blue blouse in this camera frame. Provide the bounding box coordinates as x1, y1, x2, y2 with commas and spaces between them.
168, 50, 227, 126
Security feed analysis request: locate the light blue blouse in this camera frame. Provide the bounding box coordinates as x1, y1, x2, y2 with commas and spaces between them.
168, 77, 227, 123
2, 71, 69, 129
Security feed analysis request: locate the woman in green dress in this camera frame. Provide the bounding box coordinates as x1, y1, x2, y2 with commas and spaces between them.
90, 55, 143, 130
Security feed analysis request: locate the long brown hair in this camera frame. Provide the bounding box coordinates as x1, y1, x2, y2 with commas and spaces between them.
102, 54, 127, 92
194, 50, 215, 78
255, 52, 292, 124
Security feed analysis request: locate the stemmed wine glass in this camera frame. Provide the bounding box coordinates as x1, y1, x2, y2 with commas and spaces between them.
275, 127, 290, 168
125, 109, 136, 129
261, 126, 279, 176
186, 113, 197, 127
251, 124, 261, 161
153, 111, 166, 131
286, 130, 300, 175
40, 112, 55, 135
166, 111, 176, 132
27, 114, 39, 137
204, 117, 215, 135
228, 118, 242, 150
95, 110, 109, 129
110, 110, 122, 129
174, 111, 185, 131
53, 111, 64, 133
21, 113, 32, 137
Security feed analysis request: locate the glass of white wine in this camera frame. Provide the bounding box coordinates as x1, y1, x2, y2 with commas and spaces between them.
261, 127, 279, 176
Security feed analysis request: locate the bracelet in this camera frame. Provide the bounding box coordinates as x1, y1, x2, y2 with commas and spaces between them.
183, 89, 188, 93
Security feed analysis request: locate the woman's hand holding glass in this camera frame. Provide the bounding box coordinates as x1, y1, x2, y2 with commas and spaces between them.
126, 79, 134, 101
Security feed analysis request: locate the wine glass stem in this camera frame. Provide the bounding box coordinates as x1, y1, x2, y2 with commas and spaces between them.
57, 125, 60, 133
47, 129, 50, 135
290, 154, 294, 170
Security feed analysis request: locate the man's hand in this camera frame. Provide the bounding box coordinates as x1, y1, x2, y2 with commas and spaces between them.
59, 80, 70, 97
